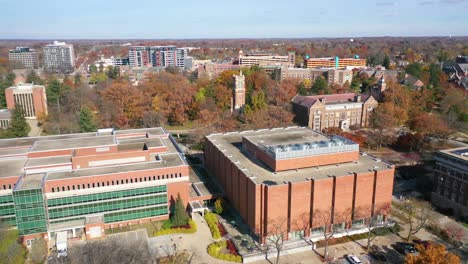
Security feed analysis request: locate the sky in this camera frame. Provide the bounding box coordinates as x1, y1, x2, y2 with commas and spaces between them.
1, 0, 467, 39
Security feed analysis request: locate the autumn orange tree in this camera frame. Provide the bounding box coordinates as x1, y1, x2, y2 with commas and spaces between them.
100, 80, 146, 128
405, 244, 460, 264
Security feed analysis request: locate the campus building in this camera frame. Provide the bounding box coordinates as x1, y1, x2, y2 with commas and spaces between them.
9, 47, 39, 69
0, 128, 193, 245
43, 41, 75, 73
197, 63, 241, 79
327, 69, 353, 85
239, 51, 295, 67
305, 56, 366, 69
432, 148, 468, 219
204, 127, 394, 243
279, 67, 328, 87
291, 93, 378, 131
0, 109, 11, 129
5, 83, 48, 119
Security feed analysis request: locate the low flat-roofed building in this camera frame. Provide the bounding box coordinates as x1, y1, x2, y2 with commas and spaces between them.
204, 127, 394, 243
432, 147, 468, 219
292, 93, 378, 131
0, 127, 194, 245
0, 109, 11, 129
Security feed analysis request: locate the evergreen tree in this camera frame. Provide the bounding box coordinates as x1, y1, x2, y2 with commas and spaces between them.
26, 70, 42, 84
383, 55, 390, 69
47, 79, 62, 106
170, 193, 189, 227
8, 107, 30, 138
89, 64, 98, 74
79, 108, 97, 132
311, 76, 329, 95
297, 82, 308, 95
74, 73, 82, 87
351, 77, 361, 93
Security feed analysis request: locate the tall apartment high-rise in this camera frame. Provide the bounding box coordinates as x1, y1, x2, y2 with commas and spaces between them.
128, 46, 188, 69
5, 83, 48, 119
9, 47, 39, 69
43, 41, 75, 73
176, 48, 188, 69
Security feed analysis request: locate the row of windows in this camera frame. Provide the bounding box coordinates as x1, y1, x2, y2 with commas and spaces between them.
0, 216, 16, 226
17, 219, 47, 235
104, 205, 168, 224
48, 194, 167, 220
47, 185, 167, 207
0, 204, 15, 217
1, 184, 14, 190
0, 195, 13, 204
50, 173, 182, 193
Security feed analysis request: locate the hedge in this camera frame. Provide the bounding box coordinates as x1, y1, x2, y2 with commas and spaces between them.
207, 241, 242, 263
204, 212, 222, 239
154, 219, 197, 236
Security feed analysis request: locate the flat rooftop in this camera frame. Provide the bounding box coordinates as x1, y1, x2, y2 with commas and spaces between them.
207, 127, 393, 185
0, 158, 27, 178
30, 136, 115, 152
438, 147, 468, 162
25, 155, 72, 168
16, 173, 44, 190
244, 130, 359, 160
46, 153, 185, 181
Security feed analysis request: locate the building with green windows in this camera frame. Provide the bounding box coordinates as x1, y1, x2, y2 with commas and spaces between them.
0, 127, 192, 245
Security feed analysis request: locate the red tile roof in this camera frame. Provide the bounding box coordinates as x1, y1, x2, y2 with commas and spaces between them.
292, 93, 370, 108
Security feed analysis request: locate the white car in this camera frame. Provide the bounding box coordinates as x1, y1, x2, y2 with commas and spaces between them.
345, 254, 362, 264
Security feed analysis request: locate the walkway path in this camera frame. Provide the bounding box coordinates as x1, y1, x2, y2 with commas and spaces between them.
148, 213, 231, 264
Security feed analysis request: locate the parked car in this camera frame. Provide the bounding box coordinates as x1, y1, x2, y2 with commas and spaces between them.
369, 251, 387, 262
345, 254, 362, 264
394, 242, 417, 255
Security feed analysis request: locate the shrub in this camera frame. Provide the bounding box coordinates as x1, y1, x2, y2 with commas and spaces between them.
154, 219, 197, 236
207, 240, 242, 263
204, 212, 222, 239
214, 198, 223, 214
162, 219, 172, 230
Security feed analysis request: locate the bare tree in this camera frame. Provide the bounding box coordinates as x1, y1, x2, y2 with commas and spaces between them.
265, 218, 288, 264
313, 209, 335, 261
355, 204, 391, 249
400, 199, 432, 241
68, 236, 151, 264
30, 237, 48, 264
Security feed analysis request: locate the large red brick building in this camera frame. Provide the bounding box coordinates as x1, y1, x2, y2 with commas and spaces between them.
205, 127, 394, 243
0, 128, 194, 245
5, 83, 48, 119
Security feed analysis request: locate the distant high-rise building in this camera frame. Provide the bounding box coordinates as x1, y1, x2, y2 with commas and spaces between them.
176, 48, 188, 69
305, 56, 366, 69
5, 83, 48, 119
8, 47, 39, 69
184, 56, 193, 71
43, 41, 75, 73
233, 71, 246, 111
128, 46, 187, 69
128, 46, 150, 67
